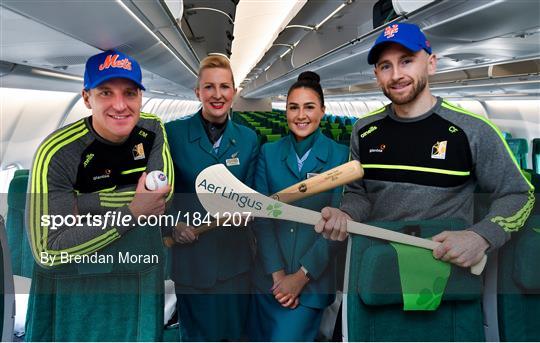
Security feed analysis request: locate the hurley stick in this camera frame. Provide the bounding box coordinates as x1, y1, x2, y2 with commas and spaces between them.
195, 164, 487, 275
163, 160, 363, 247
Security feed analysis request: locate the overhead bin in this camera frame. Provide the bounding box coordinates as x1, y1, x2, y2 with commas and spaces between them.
1, 0, 198, 97
182, 0, 238, 59
242, 0, 540, 99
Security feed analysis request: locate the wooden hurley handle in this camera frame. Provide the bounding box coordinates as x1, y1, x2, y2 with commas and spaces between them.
163, 160, 364, 247
163, 221, 220, 247
163, 236, 175, 248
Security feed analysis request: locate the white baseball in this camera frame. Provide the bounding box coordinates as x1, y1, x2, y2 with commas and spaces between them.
145, 170, 168, 191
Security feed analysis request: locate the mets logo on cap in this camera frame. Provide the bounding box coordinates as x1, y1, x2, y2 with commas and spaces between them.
384, 24, 399, 39
99, 54, 132, 71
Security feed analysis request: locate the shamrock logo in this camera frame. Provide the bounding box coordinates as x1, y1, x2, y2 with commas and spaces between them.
267, 203, 282, 218
416, 276, 446, 309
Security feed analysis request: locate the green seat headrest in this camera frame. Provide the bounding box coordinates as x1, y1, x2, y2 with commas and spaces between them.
513, 215, 540, 290
359, 244, 482, 306
7, 175, 29, 210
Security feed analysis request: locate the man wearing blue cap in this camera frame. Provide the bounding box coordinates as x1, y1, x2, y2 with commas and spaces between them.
317, 23, 534, 269
25, 50, 173, 341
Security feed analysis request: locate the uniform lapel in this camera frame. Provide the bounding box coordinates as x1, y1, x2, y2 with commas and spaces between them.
300, 133, 329, 177
189, 112, 218, 160
281, 135, 301, 179
216, 119, 236, 160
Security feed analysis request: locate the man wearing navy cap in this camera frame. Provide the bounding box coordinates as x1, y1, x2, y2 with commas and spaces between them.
25, 50, 173, 341
317, 23, 534, 269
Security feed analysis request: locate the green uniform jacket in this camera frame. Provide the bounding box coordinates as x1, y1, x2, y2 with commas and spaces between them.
252, 133, 348, 309
165, 111, 259, 288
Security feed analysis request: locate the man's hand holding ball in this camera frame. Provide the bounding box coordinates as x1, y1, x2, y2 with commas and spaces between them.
129, 171, 171, 218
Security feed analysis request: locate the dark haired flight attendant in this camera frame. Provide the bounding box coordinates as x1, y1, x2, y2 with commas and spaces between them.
165, 55, 259, 341
248, 71, 348, 341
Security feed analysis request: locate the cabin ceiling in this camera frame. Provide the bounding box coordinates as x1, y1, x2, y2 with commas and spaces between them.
0, 0, 200, 98
0, 0, 539, 101
241, 0, 540, 100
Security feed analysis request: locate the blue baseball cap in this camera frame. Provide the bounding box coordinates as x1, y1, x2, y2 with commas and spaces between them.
83, 50, 145, 90
367, 23, 431, 65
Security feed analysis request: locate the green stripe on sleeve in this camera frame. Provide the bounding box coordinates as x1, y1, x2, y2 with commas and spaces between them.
100, 202, 130, 208
99, 190, 135, 197
157, 115, 175, 201
99, 196, 134, 202
491, 189, 536, 232
30, 121, 88, 261
29, 119, 126, 265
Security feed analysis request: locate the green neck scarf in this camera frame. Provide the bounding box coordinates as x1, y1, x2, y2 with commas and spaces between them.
292, 128, 320, 157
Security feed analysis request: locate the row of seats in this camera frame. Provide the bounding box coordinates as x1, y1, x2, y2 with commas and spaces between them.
345, 172, 540, 341
506, 137, 540, 174
5, 134, 538, 341
232, 110, 355, 146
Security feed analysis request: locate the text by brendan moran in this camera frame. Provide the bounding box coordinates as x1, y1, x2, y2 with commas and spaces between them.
40, 251, 159, 267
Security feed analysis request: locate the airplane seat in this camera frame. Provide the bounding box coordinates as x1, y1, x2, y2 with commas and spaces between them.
5, 170, 34, 337
328, 123, 340, 130
532, 138, 540, 174
0, 215, 15, 342
330, 128, 342, 141
261, 134, 281, 145
344, 219, 485, 341
278, 122, 289, 135
343, 125, 353, 137
497, 173, 540, 342
339, 129, 352, 146
6, 170, 34, 278
506, 138, 528, 169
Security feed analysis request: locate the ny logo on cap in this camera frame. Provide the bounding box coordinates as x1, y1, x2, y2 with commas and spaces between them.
99, 54, 132, 71
384, 24, 399, 39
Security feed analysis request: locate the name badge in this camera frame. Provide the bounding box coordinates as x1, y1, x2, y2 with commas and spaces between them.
307, 172, 319, 179
226, 158, 240, 166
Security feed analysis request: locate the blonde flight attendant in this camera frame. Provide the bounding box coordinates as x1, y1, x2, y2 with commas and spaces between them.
165, 55, 259, 341
248, 72, 348, 341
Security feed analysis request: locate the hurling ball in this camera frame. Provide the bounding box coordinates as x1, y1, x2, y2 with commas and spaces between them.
145, 170, 168, 191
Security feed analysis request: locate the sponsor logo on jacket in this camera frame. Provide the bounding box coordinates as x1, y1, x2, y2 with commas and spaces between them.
431, 141, 447, 159
369, 144, 386, 153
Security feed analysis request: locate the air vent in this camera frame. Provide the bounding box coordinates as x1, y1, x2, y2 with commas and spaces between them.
45, 56, 88, 66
